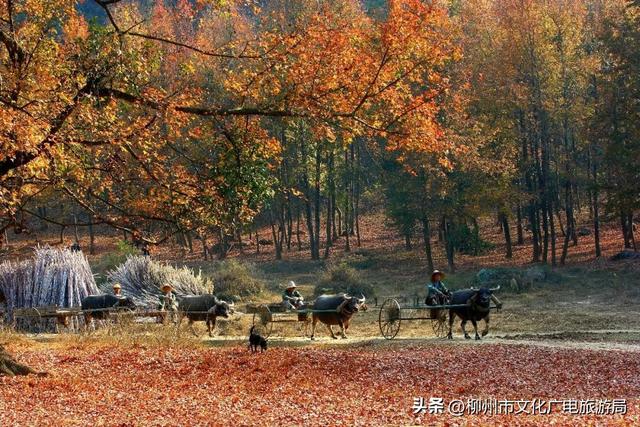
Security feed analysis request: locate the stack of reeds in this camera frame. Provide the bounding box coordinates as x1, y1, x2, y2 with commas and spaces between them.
106, 255, 212, 308
0, 246, 98, 331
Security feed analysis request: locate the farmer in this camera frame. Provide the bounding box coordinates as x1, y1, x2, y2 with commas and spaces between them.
425, 270, 450, 306
159, 284, 178, 323
282, 281, 304, 310
112, 283, 123, 297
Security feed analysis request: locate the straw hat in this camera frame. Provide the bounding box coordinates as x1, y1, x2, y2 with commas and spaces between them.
112, 283, 122, 290
161, 284, 173, 292
285, 280, 297, 290
431, 270, 445, 282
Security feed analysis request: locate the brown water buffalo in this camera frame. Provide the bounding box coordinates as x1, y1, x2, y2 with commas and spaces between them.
177, 295, 234, 337
310, 294, 367, 340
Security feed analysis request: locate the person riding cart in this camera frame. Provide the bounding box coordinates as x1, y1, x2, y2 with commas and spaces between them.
425, 270, 450, 306
282, 281, 304, 310
158, 284, 178, 323
112, 283, 123, 297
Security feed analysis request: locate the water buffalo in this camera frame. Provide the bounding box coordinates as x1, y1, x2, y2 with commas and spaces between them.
310, 294, 367, 340
447, 286, 501, 340
178, 295, 234, 337
81, 294, 137, 323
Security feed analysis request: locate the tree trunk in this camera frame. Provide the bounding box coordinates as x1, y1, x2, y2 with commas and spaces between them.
621, 211, 632, 249
313, 146, 322, 259
336, 207, 343, 238
304, 204, 315, 259
528, 203, 540, 262
344, 149, 351, 253
404, 234, 412, 251
556, 207, 565, 238
442, 217, 455, 272
324, 154, 333, 259
270, 221, 282, 260
421, 217, 434, 273
516, 203, 524, 245
300, 140, 318, 260
202, 235, 209, 260
354, 142, 361, 247
285, 201, 293, 251
548, 200, 557, 267
88, 215, 96, 255
560, 184, 574, 265
73, 212, 80, 243
628, 212, 637, 251
349, 144, 356, 236
296, 207, 302, 251
217, 228, 227, 260
592, 160, 601, 258
186, 232, 194, 253
499, 212, 512, 259
541, 202, 550, 264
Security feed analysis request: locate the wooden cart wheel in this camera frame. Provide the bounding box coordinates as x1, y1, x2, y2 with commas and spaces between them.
33, 307, 44, 337
297, 310, 313, 338
379, 298, 401, 340
430, 308, 448, 338
251, 305, 273, 338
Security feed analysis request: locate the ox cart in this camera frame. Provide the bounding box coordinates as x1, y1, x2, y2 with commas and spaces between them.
246, 303, 314, 338
378, 298, 502, 340
10, 306, 174, 333
12, 305, 82, 333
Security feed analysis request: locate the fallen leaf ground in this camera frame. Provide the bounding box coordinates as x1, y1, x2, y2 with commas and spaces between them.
0, 343, 638, 426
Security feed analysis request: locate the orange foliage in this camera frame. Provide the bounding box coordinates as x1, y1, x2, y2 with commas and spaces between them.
0, 344, 638, 425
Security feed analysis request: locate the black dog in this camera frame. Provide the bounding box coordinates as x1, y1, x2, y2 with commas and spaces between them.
248, 326, 268, 353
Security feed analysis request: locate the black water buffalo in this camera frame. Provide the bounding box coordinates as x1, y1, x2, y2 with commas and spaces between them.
81, 294, 137, 323
310, 294, 367, 340
178, 295, 234, 337
447, 286, 501, 340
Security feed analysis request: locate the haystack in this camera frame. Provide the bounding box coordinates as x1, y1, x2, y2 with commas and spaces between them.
106, 255, 212, 308
0, 246, 98, 330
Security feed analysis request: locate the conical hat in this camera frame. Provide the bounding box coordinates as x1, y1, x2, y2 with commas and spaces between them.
431, 270, 445, 281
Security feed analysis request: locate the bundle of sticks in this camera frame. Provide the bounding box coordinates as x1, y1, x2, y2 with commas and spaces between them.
0, 246, 98, 330
106, 255, 212, 308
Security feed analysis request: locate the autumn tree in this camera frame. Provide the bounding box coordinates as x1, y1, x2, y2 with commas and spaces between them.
1, 0, 462, 250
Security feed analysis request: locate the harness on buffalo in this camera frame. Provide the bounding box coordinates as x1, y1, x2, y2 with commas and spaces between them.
467, 293, 490, 314
336, 299, 354, 316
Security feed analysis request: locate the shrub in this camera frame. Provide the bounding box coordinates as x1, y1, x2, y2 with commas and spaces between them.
208, 260, 265, 301
313, 262, 376, 298
449, 223, 493, 256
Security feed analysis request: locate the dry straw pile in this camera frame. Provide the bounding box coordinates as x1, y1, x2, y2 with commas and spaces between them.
0, 247, 98, 329
106, 255, 212, 308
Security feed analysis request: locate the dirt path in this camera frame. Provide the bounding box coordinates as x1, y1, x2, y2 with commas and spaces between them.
191, 328, 640, 353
